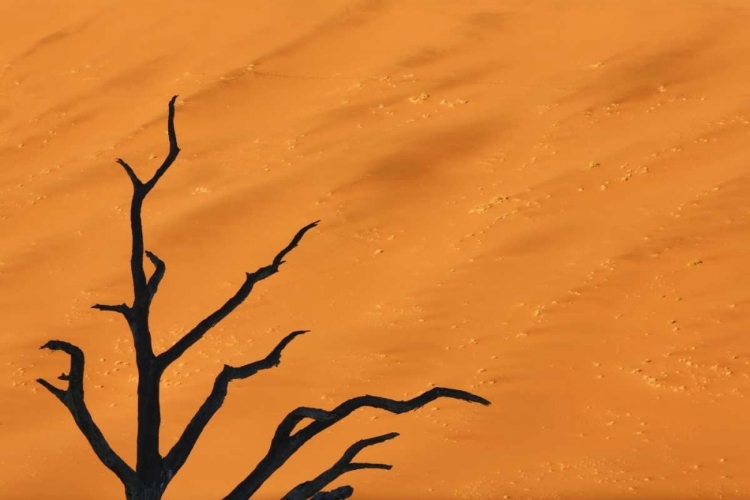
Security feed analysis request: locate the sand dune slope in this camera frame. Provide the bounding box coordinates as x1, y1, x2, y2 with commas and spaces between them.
2, 1, 750, 499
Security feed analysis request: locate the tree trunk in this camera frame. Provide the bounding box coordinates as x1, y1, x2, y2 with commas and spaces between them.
125, 485, 162, 500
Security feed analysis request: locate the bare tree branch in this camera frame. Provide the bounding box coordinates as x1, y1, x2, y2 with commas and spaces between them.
36, 340, 137, 486
224, 387, 490, 499
155, 220, 319, 370
311, 486, 354, 500
280, 388, 490, 441
91, 303, 131, 316
161, 330, 308, 485
37, 377, 66, 399
116, 158, 142, 188
144, 250, 165, 299
281, 433, 397, 500
143, 95, 180, 193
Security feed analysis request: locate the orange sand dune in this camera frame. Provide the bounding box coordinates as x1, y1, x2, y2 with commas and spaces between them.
2, 1, 750, 499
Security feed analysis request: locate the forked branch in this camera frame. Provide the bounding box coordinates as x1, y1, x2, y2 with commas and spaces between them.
281, 432, 398, 500
90, 252, 164, 316
143, 95, 180, 193
161, 330, 308, 484
155, 221, 319, 370
281, 388, 490, 441
224, 387, 491, 499
103, 95, 180, 332
36, 340, 137, 485
145, 250, 166, 299
114, 95, 180, 193
115, 158, 142, 188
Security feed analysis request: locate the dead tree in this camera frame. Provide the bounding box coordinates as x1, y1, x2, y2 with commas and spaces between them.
36, 96, 491, 500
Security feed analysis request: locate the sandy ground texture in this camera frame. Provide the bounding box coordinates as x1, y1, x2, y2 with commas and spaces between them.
2, 1, 750, 499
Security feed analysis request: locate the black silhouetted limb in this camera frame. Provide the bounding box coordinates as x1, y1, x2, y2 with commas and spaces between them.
161, 329, 310, 484
36, 95, 490, 500
280, 433, 398, 500
36, 340, 138, 486
224, 388, 490, 500
310, 486, 355, 500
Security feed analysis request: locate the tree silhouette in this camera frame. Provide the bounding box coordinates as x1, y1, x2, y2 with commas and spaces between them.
36, 96, 491, 500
